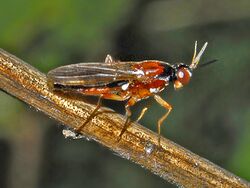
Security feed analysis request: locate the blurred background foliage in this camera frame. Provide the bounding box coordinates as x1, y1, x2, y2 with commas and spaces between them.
0, 0, 250, 187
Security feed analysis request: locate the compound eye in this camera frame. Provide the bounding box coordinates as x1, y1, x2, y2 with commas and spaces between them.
177, 67, 192, 85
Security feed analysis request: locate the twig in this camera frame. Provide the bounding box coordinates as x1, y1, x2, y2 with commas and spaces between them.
0, 48, 249, 188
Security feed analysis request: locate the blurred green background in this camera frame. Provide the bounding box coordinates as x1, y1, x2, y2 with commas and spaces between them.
0, 0, 250, 187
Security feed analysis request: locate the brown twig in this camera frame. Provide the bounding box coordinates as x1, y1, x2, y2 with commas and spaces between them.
0, 48, 249, 188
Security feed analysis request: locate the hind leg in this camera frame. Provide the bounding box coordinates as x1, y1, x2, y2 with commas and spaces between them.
74, 91, 128, 133
75, 96, 103, 132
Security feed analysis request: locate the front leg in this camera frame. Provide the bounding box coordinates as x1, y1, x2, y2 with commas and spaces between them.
154, 95, 172, 144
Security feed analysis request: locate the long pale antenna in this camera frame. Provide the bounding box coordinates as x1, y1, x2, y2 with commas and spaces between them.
191, 41, 197, 63
189, 41, 208, 70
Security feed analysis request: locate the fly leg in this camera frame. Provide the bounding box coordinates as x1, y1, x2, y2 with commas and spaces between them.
119, 97, 137, 139
136, 106, 149, 122
96, 93, 133, 139
75, 96, 103, 132
154, 95, 172, 145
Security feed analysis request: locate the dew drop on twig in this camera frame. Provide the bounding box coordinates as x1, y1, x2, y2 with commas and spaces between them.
144, 142, 154, 155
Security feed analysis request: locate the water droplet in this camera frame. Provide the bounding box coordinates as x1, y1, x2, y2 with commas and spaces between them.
144, 142, 154, 155
195, 162, 198, 167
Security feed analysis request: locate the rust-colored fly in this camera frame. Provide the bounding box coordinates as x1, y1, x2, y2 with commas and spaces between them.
48, 41, 208, 143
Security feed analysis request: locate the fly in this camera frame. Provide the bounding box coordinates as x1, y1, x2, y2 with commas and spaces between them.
47, 41, 209, 144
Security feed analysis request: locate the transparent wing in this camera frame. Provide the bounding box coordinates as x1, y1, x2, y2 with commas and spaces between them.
47, 62, 143, 87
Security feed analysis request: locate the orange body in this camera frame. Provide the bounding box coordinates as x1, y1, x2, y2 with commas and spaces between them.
79, 61, 166, 101
77, 61, 167, 106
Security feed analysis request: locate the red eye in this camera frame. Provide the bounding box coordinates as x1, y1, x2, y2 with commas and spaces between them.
177, 67, 192, 85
